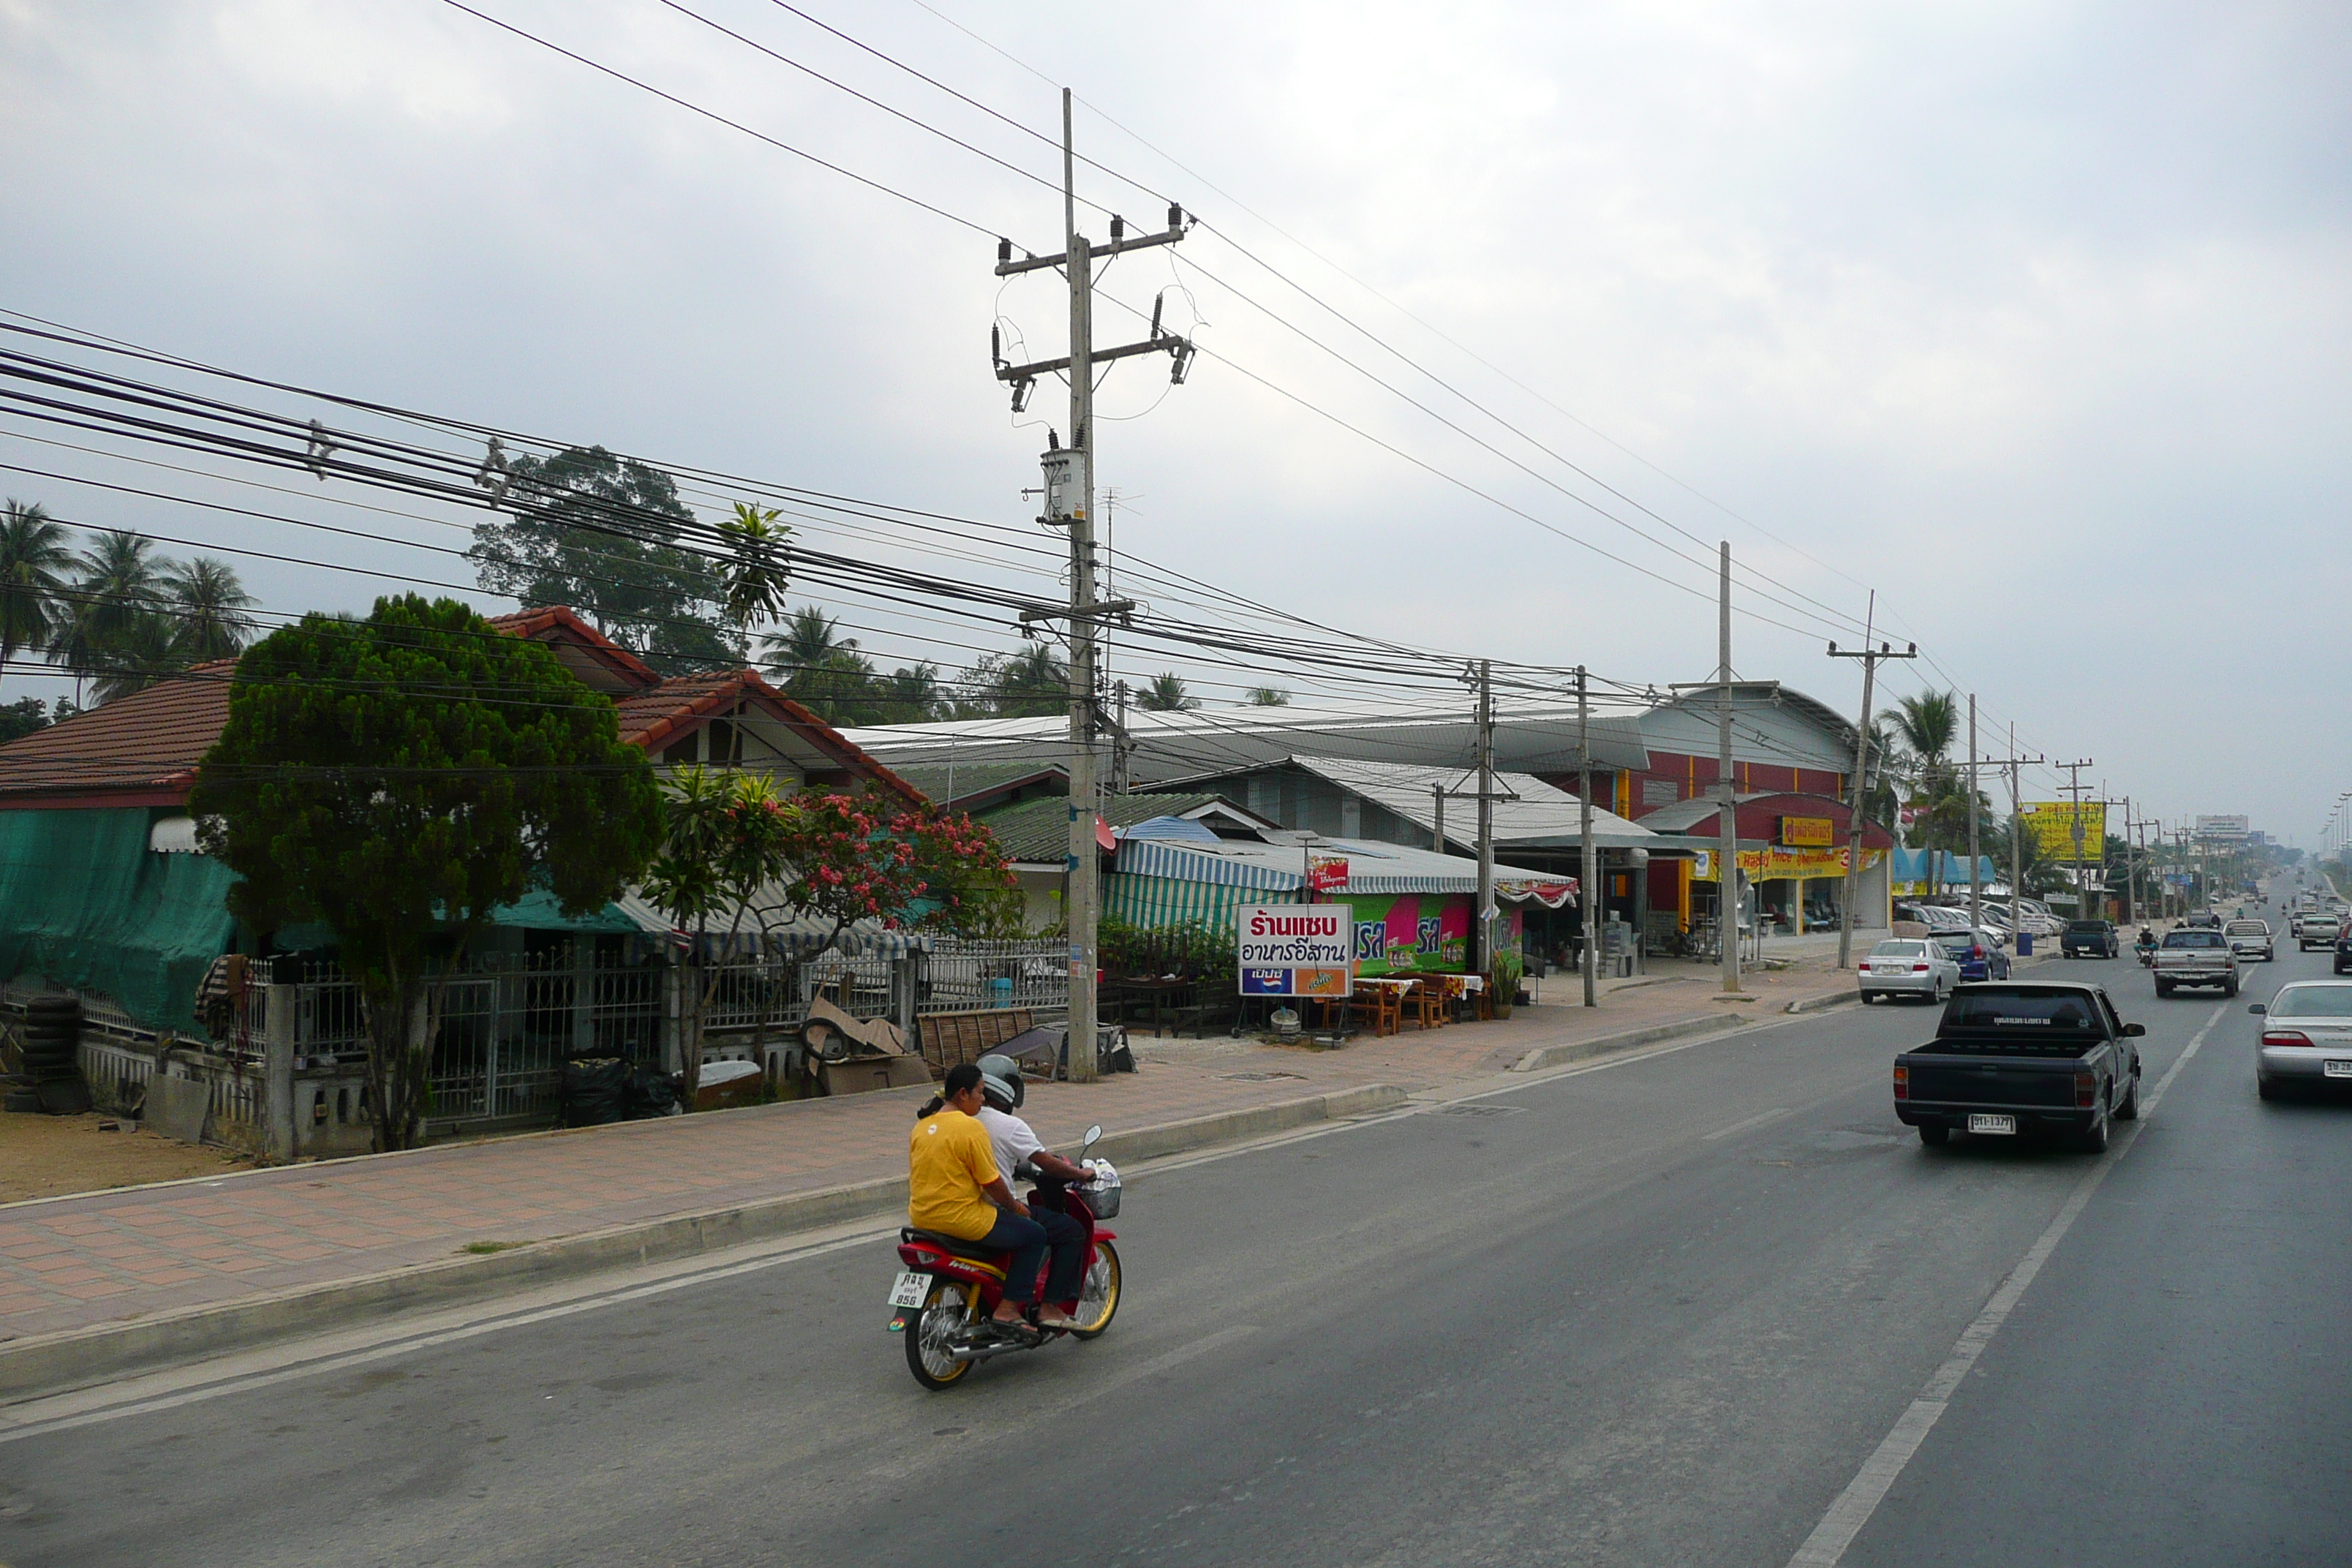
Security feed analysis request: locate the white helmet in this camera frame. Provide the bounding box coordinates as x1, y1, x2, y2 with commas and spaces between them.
976, 1053, 1025, 1110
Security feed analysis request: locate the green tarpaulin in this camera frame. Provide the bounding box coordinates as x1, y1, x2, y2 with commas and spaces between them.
0, 808, 238, 1035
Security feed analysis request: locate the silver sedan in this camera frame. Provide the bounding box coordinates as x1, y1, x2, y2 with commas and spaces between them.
2249, 981, 2352, 1100
1858, 938, 1961, 1004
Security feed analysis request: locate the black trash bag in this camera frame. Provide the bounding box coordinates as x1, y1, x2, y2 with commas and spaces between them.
623, 1066, 680, 1120
559, 1056, 630, 1127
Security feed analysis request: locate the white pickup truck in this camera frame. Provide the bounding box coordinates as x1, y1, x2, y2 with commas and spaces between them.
2153, 928, 2239, 998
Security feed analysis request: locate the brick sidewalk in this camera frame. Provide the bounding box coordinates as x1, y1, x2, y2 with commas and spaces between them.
0, 967, 1852, 1349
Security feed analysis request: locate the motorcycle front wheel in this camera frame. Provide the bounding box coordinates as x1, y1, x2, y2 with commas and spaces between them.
1069, 1240, 1122, 1341
906, 1278, 977, 1390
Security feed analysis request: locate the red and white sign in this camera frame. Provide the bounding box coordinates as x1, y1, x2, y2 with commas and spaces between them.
1308, 854, 1350, 894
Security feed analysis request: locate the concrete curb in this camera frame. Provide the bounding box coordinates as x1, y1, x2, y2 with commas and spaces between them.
1507, 1012, 1739, 1074
0, 1082, 1406, 1404
1785, 990, 1862, 1015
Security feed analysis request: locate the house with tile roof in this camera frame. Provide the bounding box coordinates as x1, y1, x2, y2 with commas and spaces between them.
0, 606, 924, 1042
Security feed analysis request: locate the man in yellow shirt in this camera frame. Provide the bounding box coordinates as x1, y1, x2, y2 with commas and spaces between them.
908, 1063, 1075, 1333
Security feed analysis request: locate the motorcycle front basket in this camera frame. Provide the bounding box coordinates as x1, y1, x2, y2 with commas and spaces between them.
1074, 1180, 1122, 1220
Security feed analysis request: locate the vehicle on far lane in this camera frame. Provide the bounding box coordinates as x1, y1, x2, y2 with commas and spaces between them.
2062, 919, 2120, 959
2182, 911, 2223, 930
1931, 927, 2013, 981
2247, 982, 2352, 1101
1893, 981, 2144, 1151
1858, 938, 1961, 1004
2154, 927, 2239, 997
2224, 919, 2274, 963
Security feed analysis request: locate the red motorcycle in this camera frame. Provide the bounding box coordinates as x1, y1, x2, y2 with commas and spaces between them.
887, 1125, 1124, 1390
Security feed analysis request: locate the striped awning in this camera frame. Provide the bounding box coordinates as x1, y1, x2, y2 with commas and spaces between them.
1115, 836, 1557, 897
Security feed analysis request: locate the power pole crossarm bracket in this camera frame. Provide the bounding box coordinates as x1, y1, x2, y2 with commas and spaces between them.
995, 210, 1187, 276
1018, 600, 1137, 625
997, 334, 1191, 382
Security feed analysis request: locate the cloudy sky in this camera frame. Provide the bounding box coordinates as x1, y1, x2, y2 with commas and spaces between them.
2, 0, 2346, 840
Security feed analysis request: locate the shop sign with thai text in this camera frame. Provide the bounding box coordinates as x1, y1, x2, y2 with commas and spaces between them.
1778, 815, 1835, 847
1236, 903, 1354, 997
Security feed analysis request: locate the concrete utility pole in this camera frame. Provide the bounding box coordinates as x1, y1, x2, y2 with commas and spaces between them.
1976, 723, 2043, 941
1717, 543, 1742, 995
1475, 659, 1496, 977
992, 91, 1192, 1081
1827, 597, 1914, 970
1967, 695, 1982, 938
1578, 665, 1597, 1008
2055, 758, 2095, 924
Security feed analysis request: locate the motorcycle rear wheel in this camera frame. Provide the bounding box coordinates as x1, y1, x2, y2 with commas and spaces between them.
1069, 1240, 1121, 1341
906, 1279, 977, 1390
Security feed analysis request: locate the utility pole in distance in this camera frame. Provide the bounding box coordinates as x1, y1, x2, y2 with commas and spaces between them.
1716, 543, 1742, 995
1474, 660, 1496, 976
1981, 722, 2044, 944
1967, 696, 1983, 938
2055, 759, 2096, 926
993, 90, 1193, 1081
1578, 665, 1597, 1008
1827, 598, 1914, 970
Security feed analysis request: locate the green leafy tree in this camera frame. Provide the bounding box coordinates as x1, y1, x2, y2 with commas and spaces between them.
0, 697, 49, 743
1137, 673, 1197, 712
467, 445, 741, 674
163, 557, 259, 662
0, 500, 73, 703
717, 502, 793, 629
640, 766, 797, 1102
191, 596, 663, 1151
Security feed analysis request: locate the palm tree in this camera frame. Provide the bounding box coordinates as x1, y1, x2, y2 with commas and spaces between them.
1137, 673, 1197, 712
1245, 686, 1292, 706
761, 606, 854, 681
871, 663, 945, 725
51, 530, 165, 682
87, 611, 183, 705
976, 645, 1067, 718
717, 502, 792, 630
1887, 691, 1958, 795
162, 557, 258, 662
0, 500, 73, 702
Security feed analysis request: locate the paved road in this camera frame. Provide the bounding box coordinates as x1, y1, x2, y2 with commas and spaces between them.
0, 939, 2343, 1566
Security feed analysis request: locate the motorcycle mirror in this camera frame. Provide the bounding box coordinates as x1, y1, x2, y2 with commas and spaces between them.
1083, 1124, 1103, 1148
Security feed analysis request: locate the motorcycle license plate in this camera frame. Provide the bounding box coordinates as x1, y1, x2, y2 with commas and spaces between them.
886, 1270, 930, 1308
2326, 1061, 2352, 1079
1967, 1113, 2018, 1135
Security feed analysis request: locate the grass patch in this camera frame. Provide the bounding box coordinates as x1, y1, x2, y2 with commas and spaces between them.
459, 1240, 528, 1256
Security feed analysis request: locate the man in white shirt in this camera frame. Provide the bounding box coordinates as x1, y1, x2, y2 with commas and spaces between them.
974, 1055, 1093, 1328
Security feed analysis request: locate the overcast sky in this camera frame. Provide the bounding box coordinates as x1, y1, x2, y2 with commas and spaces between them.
3, 0, 2346, 840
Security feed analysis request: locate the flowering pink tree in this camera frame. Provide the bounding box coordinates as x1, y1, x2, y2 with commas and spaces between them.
780, 793, 1020, 946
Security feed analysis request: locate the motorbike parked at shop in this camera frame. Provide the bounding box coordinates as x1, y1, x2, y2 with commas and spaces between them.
886, 1124, 1123, 1390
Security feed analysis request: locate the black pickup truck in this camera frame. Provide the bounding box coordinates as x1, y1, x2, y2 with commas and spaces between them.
1892, 981, 2145, 1152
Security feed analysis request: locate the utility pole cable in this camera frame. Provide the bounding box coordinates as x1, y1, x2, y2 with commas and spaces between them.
1827, 598, 1913, 970
1578, 665, 1597, 1008
992, 90, 1192, 1082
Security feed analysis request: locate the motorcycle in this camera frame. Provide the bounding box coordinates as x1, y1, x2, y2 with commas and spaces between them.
886, 1124, 1123, 1390
2136, 939, 2158, 968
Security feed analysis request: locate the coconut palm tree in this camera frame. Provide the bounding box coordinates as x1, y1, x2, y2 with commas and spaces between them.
761, 605, 854, 680
0, 500, 73, 703
1137, 672, 1197, 712
87, 611, 184, 705
1245, 686, 1291, 706
1888, 690, 1959, 795
162, 557, 258, 662
50, 529, 165, 683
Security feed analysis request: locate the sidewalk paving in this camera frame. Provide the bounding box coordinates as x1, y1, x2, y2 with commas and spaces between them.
0, 961, 1872, 1373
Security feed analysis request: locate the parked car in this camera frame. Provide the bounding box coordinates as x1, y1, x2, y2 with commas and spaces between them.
1893, 981, 2144, 1150
1858, 938, 1962, 1005
2154, 927, 2239, 997
2061, 919, 2120, 959
2247, 982, 2352, 1100
2223, 919, 2274, 962
1931, 927, 2013, 981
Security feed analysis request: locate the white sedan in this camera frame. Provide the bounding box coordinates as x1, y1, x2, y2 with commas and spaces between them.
1858, 938, 1963, 1005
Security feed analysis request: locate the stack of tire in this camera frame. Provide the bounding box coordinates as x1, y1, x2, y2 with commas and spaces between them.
15, 996, 88, 1115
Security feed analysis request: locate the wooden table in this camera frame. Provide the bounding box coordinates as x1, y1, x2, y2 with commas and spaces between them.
1101, 977, 1197, 1038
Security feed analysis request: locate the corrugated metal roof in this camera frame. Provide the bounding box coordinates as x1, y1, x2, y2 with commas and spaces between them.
1117, 834, 1572, 900
1228, 755, 1659, 853
978, 792, 1245, 864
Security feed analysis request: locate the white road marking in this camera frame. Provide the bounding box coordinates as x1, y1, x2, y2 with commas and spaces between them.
1703, 1107, 1790, 1141
1784, 999, 2229, 1567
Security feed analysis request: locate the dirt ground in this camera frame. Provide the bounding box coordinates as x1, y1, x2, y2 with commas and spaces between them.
0, 1111, 254, 1204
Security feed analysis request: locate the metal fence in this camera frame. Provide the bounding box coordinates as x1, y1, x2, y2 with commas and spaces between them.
919, 939, 1068, 1015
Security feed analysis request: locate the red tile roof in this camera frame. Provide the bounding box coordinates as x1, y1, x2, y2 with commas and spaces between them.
0, 661, 237, 804
0, 625, 921, 809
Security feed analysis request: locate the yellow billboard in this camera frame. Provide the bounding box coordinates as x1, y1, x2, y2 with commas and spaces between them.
2019, 802, 2106, 862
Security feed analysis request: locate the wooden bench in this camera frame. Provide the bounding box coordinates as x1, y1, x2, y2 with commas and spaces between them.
913, 1009, 1037, 1076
